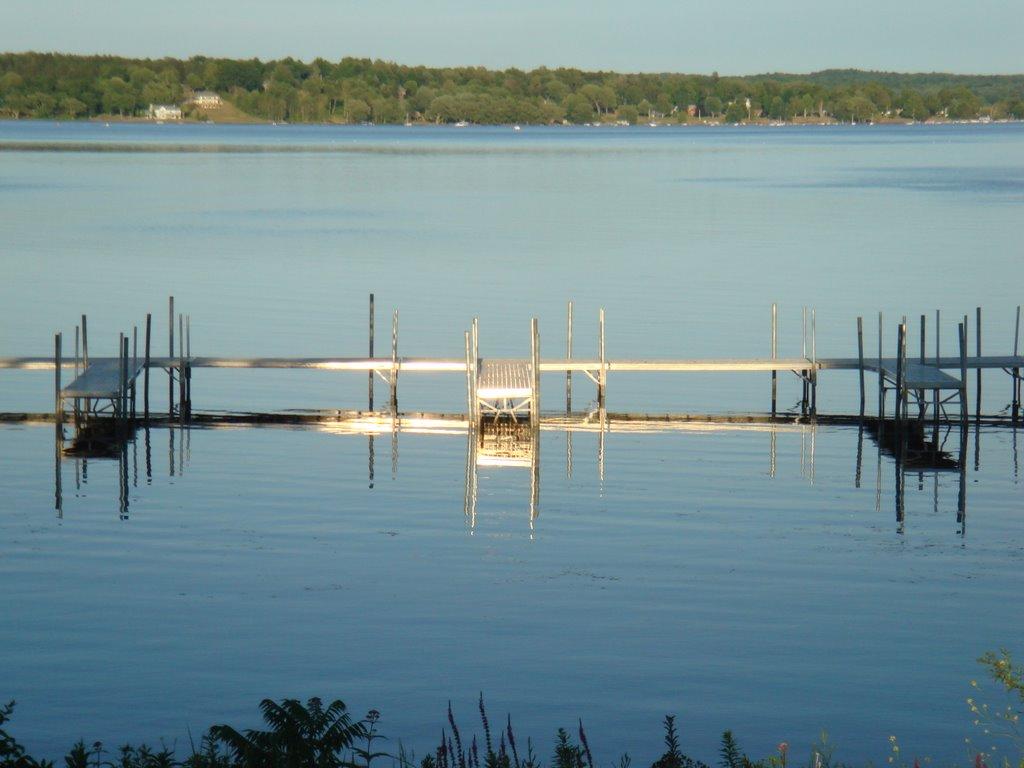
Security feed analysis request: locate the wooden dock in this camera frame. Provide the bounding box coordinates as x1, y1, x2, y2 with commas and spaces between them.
61, 358, 145, 399
3, 297, 1022, 451
475, 358, 534, 419
15, 297, 1013, 538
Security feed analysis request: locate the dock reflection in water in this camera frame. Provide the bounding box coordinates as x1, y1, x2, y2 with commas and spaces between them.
48, 410, 1021, 536
53, 417, 192, 521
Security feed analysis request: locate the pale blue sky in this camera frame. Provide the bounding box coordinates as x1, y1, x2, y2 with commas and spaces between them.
1, 0, 1021, 74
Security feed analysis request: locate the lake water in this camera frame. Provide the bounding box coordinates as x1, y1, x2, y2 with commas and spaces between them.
1, 121, 1023, 764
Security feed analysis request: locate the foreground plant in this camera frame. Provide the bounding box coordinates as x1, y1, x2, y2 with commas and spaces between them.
4, 653, 1023, 768
209, 697, 366, 768
968, 650, 1024, 764
0, 701, 51, 768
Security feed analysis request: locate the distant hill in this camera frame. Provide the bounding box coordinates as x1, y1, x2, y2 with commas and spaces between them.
750, 69, 1024, 103
1, 52, 1022, 124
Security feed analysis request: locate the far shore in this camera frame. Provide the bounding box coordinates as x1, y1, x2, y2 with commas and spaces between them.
0, 113, 1017, 128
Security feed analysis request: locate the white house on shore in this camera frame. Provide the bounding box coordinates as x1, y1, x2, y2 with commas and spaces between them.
148, 104, 183, 121
191, 90, 222, 107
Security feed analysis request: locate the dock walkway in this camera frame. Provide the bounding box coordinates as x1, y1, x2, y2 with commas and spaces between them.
62, 359, 145, 399
477, 359, 532, 399
3, 354, 1020, 376
5, 297, 1022, 431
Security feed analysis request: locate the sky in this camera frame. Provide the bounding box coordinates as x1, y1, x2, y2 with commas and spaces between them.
1, 0, 1022, 75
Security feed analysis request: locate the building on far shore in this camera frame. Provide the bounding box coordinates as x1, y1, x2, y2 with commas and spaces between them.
190, 90, 222, 107
148, 104, 182, 121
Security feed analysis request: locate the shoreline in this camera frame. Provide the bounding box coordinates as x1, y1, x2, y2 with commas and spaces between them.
0, 115, 1019, 129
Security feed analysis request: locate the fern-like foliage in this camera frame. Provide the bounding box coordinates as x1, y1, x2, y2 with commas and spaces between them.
209, 697, 365, 768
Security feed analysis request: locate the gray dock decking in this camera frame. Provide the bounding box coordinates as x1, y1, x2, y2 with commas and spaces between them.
61, 359, 145, 398
476, 359, 533, 399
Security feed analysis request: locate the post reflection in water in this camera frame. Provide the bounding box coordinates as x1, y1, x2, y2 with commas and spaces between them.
463, 419, 540, 537
1013, 424, 1019, 480
367, 434, 375, 489
48, 415, 989, 536
53, 423, 63, 519
858, 416, 971, 536
53, 425, 191, 520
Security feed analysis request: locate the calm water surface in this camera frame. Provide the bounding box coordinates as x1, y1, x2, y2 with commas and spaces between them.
1, 122, 1023, 762
1, 121, 1023, 414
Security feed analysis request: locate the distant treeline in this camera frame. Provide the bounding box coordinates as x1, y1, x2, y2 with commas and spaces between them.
2, 52, 1024, 124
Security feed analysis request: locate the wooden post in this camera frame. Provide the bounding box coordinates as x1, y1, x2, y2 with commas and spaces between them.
802, 306, 808, 414
470, 317, 479, 425
918, 313, 926, 421
185, 315, 191, 409
902, 317, 908, 422
566, 300, 573, 413
975, 306, 982, 419
810, 307, 817, 416
901, 320, 909, 422
81, 314, 88, 368
464, 330, 473, 425
598, 308, 606, 408
143, 313, 151, 421
1011, 305, 1019, 423
963, 312, 969, 422
118, 332, 125, 420
531, 317, 540, 430
919, 314, 926, 364
81, 313, 89, 417
959, 321, 968, 428
771, 303, 777, 417
178, 314, 186, 418
894, 323, 904, 429
122, 335, 130, 422
390, 309, 398, 410
857, 316, 865, 416
168, 296, 175, 417
1015, 305, 1021, 358
132, 325, 138, 420
368, 293, 375, 411
54, 332, 62, 425
73, 324, 80, 425
933, 310, 940, 442
877, 312, 884, 420
1014, 305, 1021, 423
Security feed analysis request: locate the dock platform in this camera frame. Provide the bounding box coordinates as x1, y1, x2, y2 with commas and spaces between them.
475, 358, 534, 419
62, 359, 145, 399
4, 297, 1022, 440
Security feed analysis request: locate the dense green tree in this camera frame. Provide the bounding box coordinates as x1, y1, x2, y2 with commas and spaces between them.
833, 94, 876, 122
562, 93, 594, 123
618, 104, 639, 124
100, 76, 134, 115
0, 52, 1013, 124
898, 89, 929, 120
723, 102, 746, 122
60, 95, 87, 117
945, 86, 981, 118
344, 97, 371, 122
580, 83, 617, 113
768, 95, 788, 119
